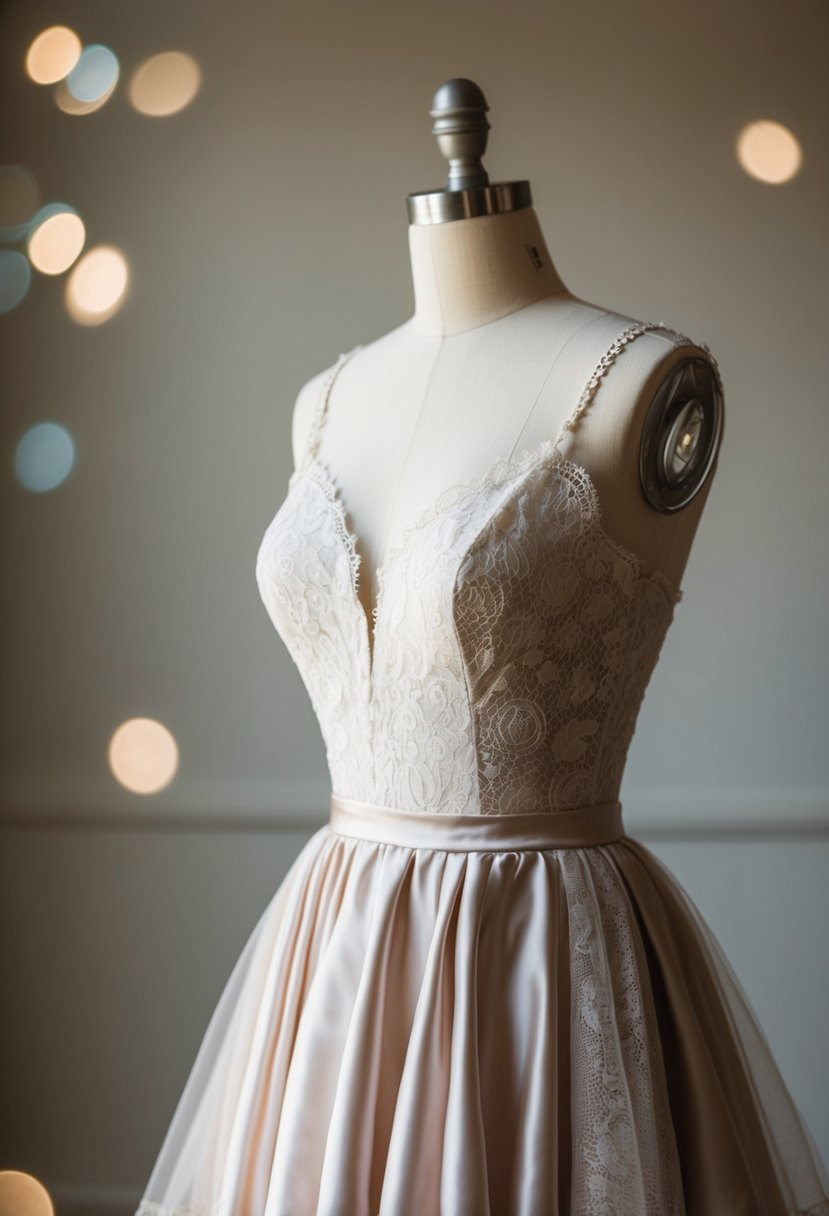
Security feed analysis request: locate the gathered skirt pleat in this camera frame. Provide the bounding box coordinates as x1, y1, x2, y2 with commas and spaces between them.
135, 825, 829, 1216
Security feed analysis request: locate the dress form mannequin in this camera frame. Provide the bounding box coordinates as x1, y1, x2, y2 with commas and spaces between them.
291, 80, 723, 649
135, 85, 829, 1216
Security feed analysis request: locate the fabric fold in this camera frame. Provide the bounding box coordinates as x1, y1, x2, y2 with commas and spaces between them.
136, 821, 829, 1216
610, 837, 829, 1216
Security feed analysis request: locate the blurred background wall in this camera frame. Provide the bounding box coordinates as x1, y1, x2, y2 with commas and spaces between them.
1, 0, 827, 1211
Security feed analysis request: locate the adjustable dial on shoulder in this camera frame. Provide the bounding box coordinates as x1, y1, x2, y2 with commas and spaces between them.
638, 353, 724, 513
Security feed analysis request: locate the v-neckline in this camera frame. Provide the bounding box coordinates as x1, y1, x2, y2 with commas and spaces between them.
290, 435, 683, 689
289, 320, 688, 684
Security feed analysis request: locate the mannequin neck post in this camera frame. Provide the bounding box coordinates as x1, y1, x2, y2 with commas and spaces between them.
407, 206, 569, 336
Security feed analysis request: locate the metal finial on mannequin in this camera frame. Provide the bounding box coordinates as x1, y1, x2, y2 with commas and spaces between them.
406, 78, 532, 226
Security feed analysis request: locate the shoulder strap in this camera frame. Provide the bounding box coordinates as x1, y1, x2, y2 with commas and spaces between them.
300, 344, 364, 471
552, 320, 668, 455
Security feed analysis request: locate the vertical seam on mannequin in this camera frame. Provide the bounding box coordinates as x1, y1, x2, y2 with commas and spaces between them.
376, 337, 446, 564
553, 323, 669, 476
507, 310, 611, 463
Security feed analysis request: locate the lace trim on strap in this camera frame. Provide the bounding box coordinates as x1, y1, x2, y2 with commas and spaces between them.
301, 345, 365, 472
369, 320, 701, 610
555, 319, 723, 453
554, 320, 666, 453
292, 322, 718, 613
302, 459, 363, 587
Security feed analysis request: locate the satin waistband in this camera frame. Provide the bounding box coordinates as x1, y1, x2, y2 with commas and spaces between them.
328, 793, 625, 852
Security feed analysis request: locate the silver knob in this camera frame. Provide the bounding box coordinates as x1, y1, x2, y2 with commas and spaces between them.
406, 78, 532, 225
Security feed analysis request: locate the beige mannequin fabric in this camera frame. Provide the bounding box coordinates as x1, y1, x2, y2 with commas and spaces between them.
292, 207, 719, 634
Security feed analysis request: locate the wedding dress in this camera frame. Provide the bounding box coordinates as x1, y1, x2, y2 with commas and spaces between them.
136, 322, 829, 1215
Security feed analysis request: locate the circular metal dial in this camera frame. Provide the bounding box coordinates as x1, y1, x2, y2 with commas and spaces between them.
639, 356, 724, 513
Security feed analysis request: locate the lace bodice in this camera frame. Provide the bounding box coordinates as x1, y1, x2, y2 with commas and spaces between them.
256, 323, 714, 816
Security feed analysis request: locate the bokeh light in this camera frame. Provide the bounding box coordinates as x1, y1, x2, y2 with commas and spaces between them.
0, 1170, 54, 1216
14, 422, 76, 493
64, 44, 119, 105
65, 245, 129, 325
109, 718, 179, 795
128, 51, 201, 117
0, 251, 32, 313
736, 120, 802, 184
0, 164, 40, 242
25, 26, 82, 85
28, 207, 85, 275
54, 78, 117, 116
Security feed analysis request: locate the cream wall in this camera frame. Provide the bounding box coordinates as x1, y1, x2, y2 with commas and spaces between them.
0, 0, 827, 1209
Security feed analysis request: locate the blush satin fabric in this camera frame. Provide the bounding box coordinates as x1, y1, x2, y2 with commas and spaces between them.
327, 792, 625, 851
136, 798, 829, 1216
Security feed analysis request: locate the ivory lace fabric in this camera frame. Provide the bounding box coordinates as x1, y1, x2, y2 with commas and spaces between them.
136, 326, 829, 1215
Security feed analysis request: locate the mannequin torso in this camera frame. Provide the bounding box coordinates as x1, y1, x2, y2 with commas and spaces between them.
291, 207, 722, 631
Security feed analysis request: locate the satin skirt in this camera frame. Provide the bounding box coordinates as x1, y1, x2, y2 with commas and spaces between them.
135, 795, 829, 1216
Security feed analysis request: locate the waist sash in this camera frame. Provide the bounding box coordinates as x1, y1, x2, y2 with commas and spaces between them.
328, 793, 624, 852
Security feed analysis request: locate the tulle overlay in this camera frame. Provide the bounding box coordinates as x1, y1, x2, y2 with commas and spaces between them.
136, 807, 829, 1216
